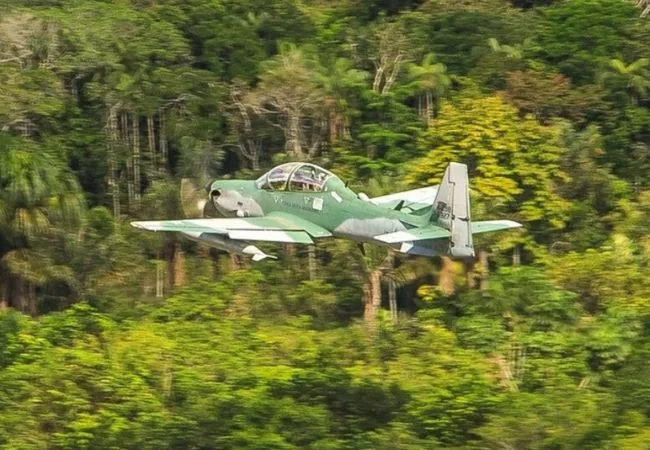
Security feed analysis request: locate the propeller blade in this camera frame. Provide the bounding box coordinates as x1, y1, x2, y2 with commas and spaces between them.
181, 178, 209, 218
202, 197, 218, 217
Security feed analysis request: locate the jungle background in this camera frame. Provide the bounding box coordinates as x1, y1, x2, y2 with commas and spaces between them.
1, 0, 650, 448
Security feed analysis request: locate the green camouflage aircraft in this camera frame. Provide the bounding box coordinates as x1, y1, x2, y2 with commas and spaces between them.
131, 162, 521, 261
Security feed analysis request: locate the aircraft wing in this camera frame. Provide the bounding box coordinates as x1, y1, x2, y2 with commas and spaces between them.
370, 186, 438, 211
374, 220, 521, 244
131, 212, 332, 244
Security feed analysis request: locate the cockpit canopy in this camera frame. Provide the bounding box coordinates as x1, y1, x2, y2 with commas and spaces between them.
256, 163, 336, 192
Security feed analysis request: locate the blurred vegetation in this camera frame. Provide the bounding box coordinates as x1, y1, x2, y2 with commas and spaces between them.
0, 0, 649, 447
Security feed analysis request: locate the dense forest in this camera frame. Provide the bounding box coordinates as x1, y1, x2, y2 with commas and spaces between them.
1, 0, 650, 448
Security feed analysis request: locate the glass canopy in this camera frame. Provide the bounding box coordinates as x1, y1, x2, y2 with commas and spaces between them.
256, 163, 335, 192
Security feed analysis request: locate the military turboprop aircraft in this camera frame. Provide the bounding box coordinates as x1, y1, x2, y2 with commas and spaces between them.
131, 162, 521, 261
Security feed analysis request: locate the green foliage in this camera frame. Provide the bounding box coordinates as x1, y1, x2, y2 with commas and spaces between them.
408, 93, 570, 238
537, 0, 644, 84
0, 0, 649, 447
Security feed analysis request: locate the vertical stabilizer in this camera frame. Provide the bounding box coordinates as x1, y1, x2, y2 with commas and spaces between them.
433, 162, 474, 258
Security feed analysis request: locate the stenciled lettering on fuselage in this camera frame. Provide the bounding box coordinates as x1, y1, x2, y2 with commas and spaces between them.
271, 194, 323, 213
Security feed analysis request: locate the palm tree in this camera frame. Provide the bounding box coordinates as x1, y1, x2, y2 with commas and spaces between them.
602, 57, 650, 104
0, 134, 82, 313
315, 57, 368, 142
405, 53, 450, 122
487, 38, 525, 60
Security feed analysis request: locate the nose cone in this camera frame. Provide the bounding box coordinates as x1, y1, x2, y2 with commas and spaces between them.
208, 180, 262, 218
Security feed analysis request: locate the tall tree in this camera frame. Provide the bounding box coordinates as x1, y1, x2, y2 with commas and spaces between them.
600, 57, 650, 104
403, 53, 450, 121
0, 134, 82, 313
368, 20, 410, 95
315, 57, 368, 143
248, 43, 325, 159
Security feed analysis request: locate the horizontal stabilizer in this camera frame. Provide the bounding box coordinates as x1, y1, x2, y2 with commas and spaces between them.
370, 186, 438, 212
472, 220, 522, 234
374, 227, 450, 244
375, 220, 521, 245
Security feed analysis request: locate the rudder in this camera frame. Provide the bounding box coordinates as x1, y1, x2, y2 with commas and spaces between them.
432, 162, 474, 258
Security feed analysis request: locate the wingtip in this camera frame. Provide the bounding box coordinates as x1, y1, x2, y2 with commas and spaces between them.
130, 221, 162, 231
252, 253, 278, 262
491, 219, 523, 229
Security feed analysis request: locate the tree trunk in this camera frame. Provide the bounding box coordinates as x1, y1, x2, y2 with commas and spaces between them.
147, 114, 156, 172
329, 110, 337, 143
287, 112, 302, 158
465, 257, 476, 288
386, 251, 397, 324
513, 245, 521, 266
165, 239, 178, 289
156, 258, 164, 298
21, 120, 30, 137
173, 247, 185, 288
363, 269, 382, 328
27, 282, 36, 316
159, 109, 168, 172
208, 248, 221, 280
308, 244, 317, 281
438, 256, 455, 295
132, 113, 141, 209
388, 276, 397, 324
250, 146, 260, 170
107, 108, 120, 220
372, 64, 384, 93
479, 249, 489, 290
0, 273, 7, 310
15, 279, 37, 316
230, 253, 241, 271
123, 112, 134, 210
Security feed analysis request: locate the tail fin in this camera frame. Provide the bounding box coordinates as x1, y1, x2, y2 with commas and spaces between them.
432, 162, 474, 258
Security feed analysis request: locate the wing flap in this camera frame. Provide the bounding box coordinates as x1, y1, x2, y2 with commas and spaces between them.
228, 230, 313, 244
266, 212, 332, 238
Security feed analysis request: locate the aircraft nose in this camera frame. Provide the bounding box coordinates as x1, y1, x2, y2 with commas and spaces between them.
210, 184, 240, 215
